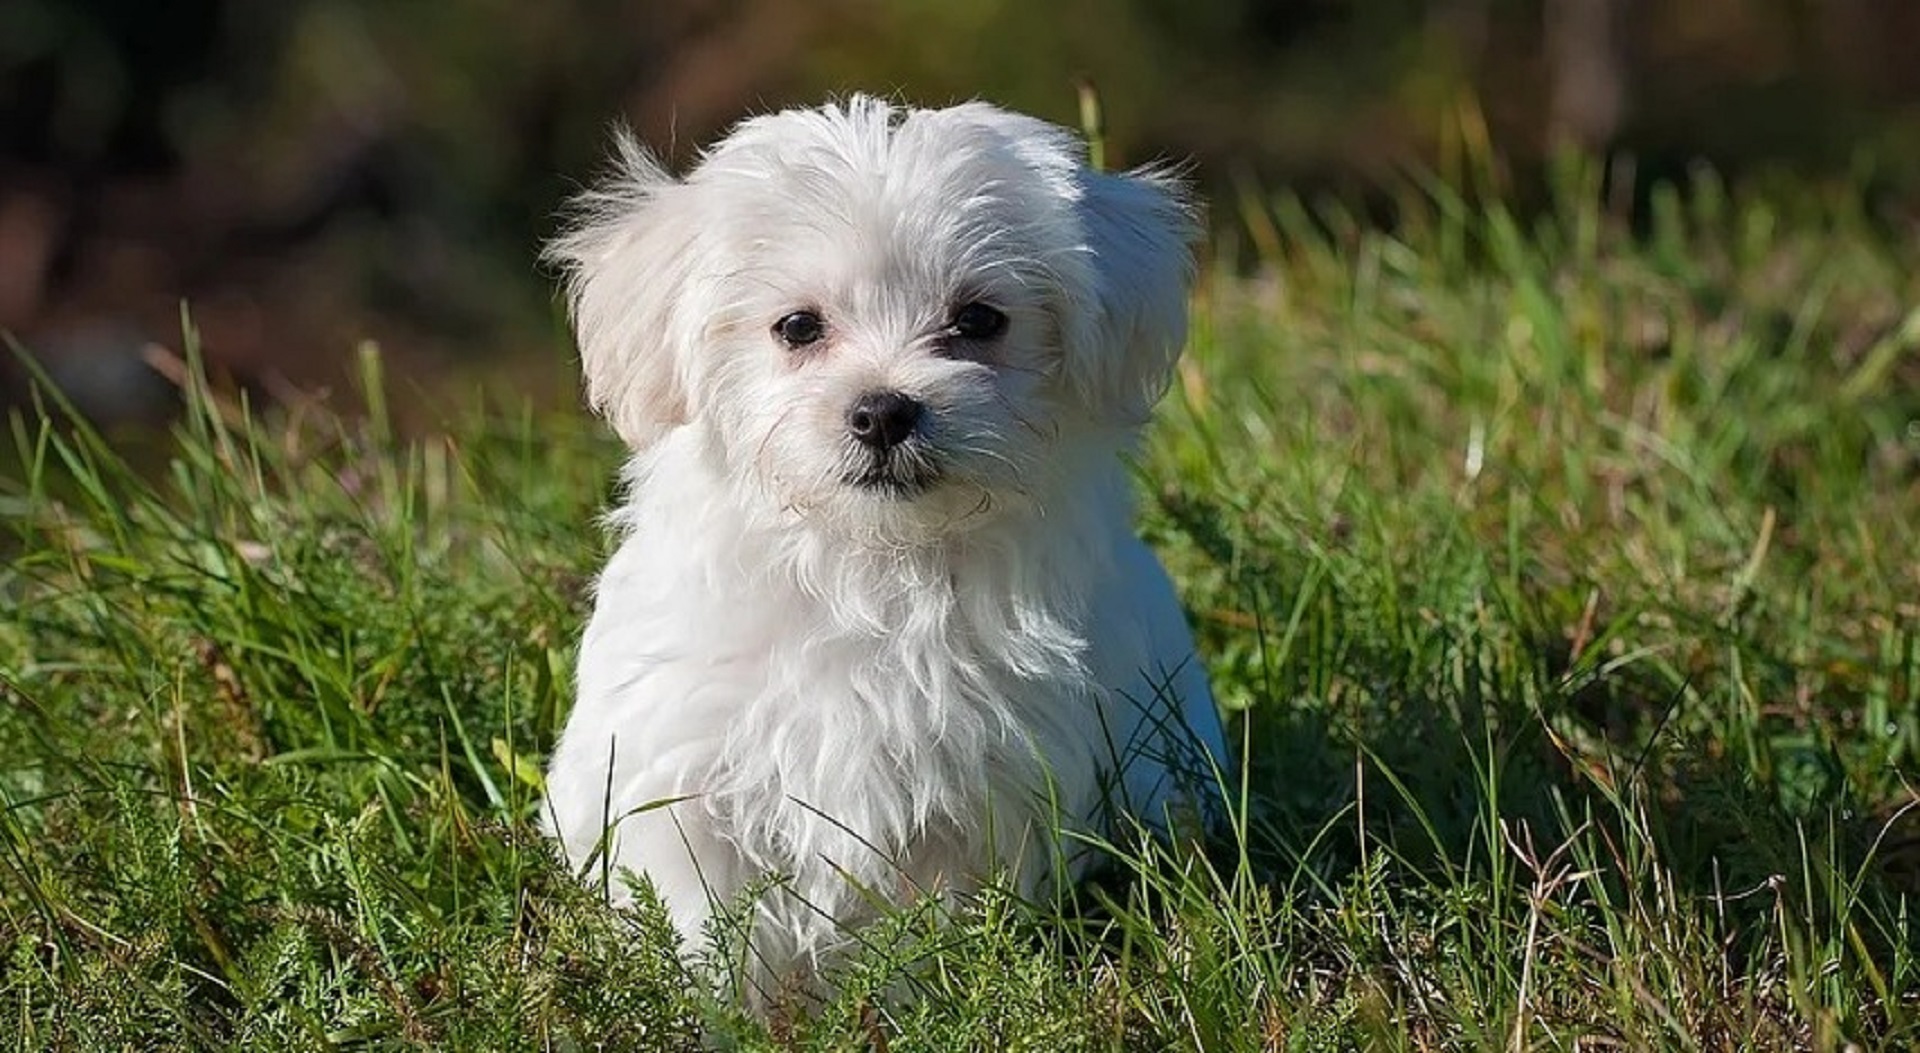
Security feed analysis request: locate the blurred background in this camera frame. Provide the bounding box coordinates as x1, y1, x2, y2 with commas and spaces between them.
4, 0, 1919, 423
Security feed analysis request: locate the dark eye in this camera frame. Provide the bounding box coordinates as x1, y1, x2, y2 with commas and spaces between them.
774, 310, 826, 348
949, 302, 1008, 341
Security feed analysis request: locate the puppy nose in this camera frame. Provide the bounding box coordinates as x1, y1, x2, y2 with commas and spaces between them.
846, 391, 923, 450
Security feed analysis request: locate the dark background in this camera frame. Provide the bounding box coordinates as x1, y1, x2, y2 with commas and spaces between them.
4, 0, 1918, 422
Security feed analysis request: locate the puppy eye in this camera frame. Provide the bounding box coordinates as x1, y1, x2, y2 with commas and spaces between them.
774, 310, 826, 348
948, 302, 1008, 341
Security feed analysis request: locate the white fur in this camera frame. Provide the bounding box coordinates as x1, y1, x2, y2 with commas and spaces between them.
539, 96, 1226, 995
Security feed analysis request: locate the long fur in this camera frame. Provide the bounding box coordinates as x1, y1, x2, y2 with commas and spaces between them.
540, 96, 1226, 997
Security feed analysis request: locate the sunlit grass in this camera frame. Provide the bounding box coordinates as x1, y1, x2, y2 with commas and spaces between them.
3, 158, 1917, 1049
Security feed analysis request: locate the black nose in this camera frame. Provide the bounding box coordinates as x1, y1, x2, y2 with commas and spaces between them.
846, 391, 923, 450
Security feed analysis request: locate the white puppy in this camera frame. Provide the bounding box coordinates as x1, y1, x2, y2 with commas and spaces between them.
540, 96, 1225, 993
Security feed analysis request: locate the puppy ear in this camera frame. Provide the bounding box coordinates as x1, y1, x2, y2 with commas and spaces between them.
545, 129, 704, 449
1062, 166, 1199, 427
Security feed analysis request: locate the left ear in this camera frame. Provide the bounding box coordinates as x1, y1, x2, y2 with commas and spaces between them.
1061, 166, 1199, 427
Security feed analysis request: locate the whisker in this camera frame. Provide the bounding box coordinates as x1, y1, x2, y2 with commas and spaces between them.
753, 404, 803, 477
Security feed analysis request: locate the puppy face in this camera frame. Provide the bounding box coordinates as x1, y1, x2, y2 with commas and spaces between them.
549, 98, 1196, 540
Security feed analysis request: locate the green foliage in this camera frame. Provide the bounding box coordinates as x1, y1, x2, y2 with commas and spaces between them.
4, 163, 1919, 1048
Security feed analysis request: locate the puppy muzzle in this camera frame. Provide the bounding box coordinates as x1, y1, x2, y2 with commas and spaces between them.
843, 443, 942, 497
841, 390, 941, 496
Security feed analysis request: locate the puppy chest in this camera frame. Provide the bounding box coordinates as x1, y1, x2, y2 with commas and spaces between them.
709, 653, 1083, 859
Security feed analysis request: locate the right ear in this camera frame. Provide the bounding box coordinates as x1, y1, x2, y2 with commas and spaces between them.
545, 129, 704, 450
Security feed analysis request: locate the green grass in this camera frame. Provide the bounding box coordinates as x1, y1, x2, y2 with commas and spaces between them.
4, 159, 1918, 1049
